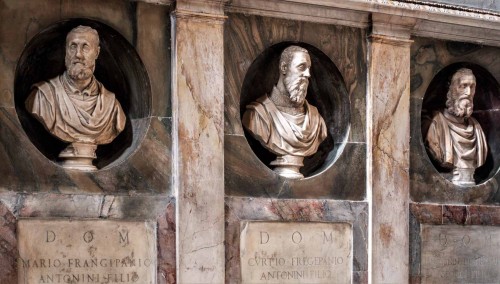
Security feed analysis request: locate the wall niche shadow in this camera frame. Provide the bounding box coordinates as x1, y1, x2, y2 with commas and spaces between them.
421, 62, 500, 185
240, 42, 350, 178
15, 18, 151, 169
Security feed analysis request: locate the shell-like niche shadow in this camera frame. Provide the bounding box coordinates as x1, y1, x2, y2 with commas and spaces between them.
240, 42, 350, 178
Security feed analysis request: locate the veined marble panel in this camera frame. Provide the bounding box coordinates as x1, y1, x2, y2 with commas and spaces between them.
224, 13, 366, 199
410, 37, 500, 203
0, 0, 172, 194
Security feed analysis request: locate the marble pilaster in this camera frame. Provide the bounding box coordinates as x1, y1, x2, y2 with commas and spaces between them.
368, 15, 413, 284
173, 1, 226, 283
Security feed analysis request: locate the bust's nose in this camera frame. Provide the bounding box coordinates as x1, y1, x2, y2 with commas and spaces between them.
303, 68, 311, 78
75, 47, 84, 59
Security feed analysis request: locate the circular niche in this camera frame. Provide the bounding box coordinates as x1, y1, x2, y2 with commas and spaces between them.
240, 42, 350, 178
421, 62, 500, 184
15, 19, 151, 169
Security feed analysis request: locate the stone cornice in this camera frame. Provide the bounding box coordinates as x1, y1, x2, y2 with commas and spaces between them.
227, 0, 500, 46
226, 0, 370, 28
176, 0, 229, 16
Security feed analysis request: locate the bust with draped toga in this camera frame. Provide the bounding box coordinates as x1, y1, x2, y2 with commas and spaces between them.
242, 46, 327, 179
25, 26, 126, 171
426, 68, 488, 186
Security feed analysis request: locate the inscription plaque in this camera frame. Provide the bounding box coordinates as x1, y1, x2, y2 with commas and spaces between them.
17, 219, 156, 284
421, 224, 500, 283
240, 222, 352, 284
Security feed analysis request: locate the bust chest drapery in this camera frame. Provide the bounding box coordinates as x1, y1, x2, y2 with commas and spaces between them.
243, 94, 327, 157
26, 73, 126, 145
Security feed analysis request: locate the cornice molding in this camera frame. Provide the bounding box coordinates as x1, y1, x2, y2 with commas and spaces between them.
173, 9, 227, 23
227, 0, 500, 46
226, 0, 370, 28
176, 0, 229, 16
369, 34, 414, 47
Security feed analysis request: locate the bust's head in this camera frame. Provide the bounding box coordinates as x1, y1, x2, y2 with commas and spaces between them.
446, 68, 476, 118
65, 26, 100, 82
279, 46, 311, 107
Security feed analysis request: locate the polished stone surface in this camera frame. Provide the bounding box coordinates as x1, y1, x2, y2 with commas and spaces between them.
410, 202, 500, 283
173, 4, 226, 283
420, 224, 500, 283
240, 222, 352, 284
0, 0, 172, 194
225, 197, 368, 284
424, 0, 500, 12
224, 13, 366, 199
369, 33, 411, 284
226, 135, 365, 199
0, 201, 17, 284
411, 37, 500, 203
0, 1, 174, 283
17, 219, 157, 283
0, 196, 176, 283
410, 203, 500, 226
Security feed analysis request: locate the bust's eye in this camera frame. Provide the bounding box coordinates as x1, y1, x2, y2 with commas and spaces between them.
297, 64, 305, 71
70, 43, 77, 49
83, 44, 90, 52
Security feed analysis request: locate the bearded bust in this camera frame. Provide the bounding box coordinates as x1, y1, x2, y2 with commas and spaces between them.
242, 45, 327, 179
426, 68, 488, 186
25, 26, 126, 171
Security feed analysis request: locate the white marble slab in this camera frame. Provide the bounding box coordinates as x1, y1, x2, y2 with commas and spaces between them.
17, 219, 156, 284
421, 224, 500, 284
240, 222, 352, 284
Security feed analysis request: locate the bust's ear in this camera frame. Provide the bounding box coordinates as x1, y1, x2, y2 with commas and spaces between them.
96, 46, 101, 58
280, 62, 287, 74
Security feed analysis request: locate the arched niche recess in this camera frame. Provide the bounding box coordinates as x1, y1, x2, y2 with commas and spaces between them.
15, 18, 151, 169
240, 42, 350, 178
421, 62, 500, 185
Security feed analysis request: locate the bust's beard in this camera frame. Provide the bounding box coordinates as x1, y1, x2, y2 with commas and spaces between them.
447, 98, 473, 118
285, 76, 308, 106
67, 63, 94, 81
65, 56, 95, 81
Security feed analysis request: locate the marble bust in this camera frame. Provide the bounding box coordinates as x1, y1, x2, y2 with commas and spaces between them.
426, 68, 488, 186
25, 25, 126, 171
242, 45, 327, 179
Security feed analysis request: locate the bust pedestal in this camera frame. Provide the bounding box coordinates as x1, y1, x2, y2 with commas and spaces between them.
452, 168, 475, 186
270, 155, 304, 179
59, 142, 97, 171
